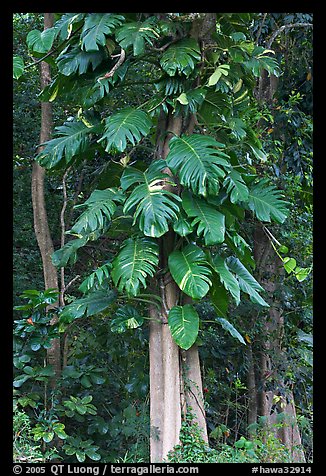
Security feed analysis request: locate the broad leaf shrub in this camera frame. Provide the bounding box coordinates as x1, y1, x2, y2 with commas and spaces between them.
167, 411, 293, 463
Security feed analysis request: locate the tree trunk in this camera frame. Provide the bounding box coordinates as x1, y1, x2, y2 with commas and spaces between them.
31, 13, 61, 383
253, 226, 305, 462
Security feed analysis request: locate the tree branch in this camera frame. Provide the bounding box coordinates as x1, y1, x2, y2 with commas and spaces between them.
98, 48, 126, 81
267, 22, 312, 49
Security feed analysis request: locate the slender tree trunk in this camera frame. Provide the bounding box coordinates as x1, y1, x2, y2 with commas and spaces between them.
253, 226, 305, 462
31, 13, 61, 383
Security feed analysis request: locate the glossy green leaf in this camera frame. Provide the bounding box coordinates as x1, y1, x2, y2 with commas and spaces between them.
59, 289, 116, 322
166, 134, 230, 197
37, 120, 95, 169
52, 237, 88, 268
226, 256, 269, 307
98, 108, 152, 152
212, 255, 240, 305
57, 47, 106, 76
168, 244, 212, 299
217, 317, 246, 345
111, 305, 144, 333
116, 17, 159, 56
71, 188, 124, 235
168, 304, 199, 350
111, 237, 159, 296
182, 191, 225, 245
223, 169, 249, 203
27, 28, 56, 53
13, 56, 24, 79
81, 13, 125, 51
248, 179, 289, 223
160, 38, 201, 77
122, 161, 181, 238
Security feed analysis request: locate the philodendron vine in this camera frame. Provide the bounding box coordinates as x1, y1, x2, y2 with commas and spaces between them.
15, 12, 289, 349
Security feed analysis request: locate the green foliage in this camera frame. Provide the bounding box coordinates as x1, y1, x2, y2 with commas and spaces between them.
71, 188, 124, 235
160, 39, 201, 77
26, 27, 56, 53
37, 120, 96, 169
226, 256, 269, 307
168, 244, 212, 300
168, 304, 199, 350
166, 134, 229, 197
98, 108, 152, 153
122, 160, 181, 237
111, 236, 159, 296
248, 179, 289, 223
81, 13, 125, 51
116, 17, 160, 56
111, 305, 144, 333
63, 436, 101, 462
13, 56, 25, 79
182, 190, 225, 245
59, 288, 116, 324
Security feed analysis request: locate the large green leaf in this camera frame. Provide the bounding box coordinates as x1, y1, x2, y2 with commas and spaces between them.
168, 304, 199, 350
52, 237, 88, 268
166, 134, 230, 197
248, 179, 289, 223
78, 262, 111, 294
216, 317, 246, 345
81, 13, 125, 51
115, 17, 159, 56
168, 244, 212, 299
27, 28, 56, 53
160, 38, 201, 77
182, 191, 225, 245
111, 237, 159, 296
223, 169, 249, 203
57, 46, 106, 76
212, 255, 240, 305
209, 272, 229, 317
111, 305, 144, 333
54, 14, 85, 41
226, 256, 269, 307
70, 188, 124, 235
13, 56, 24, 79
98, 107, 152, 152
59, 289, 116, 323
37, 120, 95, 169
122, 160, 181, 238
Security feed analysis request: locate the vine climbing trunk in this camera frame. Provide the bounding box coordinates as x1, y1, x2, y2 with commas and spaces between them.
253, 226, 305, 462
149, 14, 217, 462
31, 12, 61, 384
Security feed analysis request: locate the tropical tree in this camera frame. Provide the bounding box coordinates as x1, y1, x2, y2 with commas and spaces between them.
14, 12, 307, 462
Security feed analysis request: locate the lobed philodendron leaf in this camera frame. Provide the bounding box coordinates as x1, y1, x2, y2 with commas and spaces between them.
111, 236, 159, 296
81, 13, 125, 51
115, 17, 160, 56
168, 244, 212, 300
98, 108, 152, 153
57, 47, 106, 76
59, 289, 117, 324
37, 120, 96, 169
182, 190, 225, 245
168, 304, 199, 350
27, 28, 56, 53
160, 38, 201, 77
110, 305, 144, 333
166, 134, 230, 197
212, 255, 241, 305
122, 160, 181, 238
223, 169, 249, 204
247, 179, 289, 223
226, 256, 269, 307
70, 188, 125, 235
